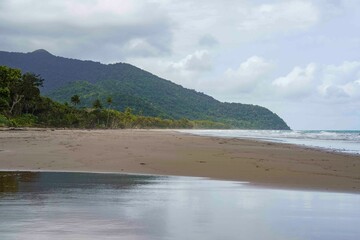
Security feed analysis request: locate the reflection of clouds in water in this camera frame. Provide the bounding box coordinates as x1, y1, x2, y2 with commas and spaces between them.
301, 192, 313, 210
0, 172, 359, 240
14, 217, 143, 240
237, 190, 263, 210
265, 189, 360, 240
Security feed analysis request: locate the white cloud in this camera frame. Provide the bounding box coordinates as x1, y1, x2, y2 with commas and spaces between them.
213, 59, 360, 129
128, 50, 214, 88
344, 79, 360, 96
123, 38, 162, 57
319, 61, 360, 99
223, 56, 274, 93
321, 85, 349, 98
213, 59, 360, 108
238, 1, 319, 34
198, 34, 219, 47
272, 63, 317, 98
0, 0, 173, 61
322, 61, 360, 85
271, 61, 360, 101
1, 0, 158, 27
169, 50, 213, 72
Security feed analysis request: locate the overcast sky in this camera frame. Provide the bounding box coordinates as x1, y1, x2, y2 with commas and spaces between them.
1, 0, 359, 130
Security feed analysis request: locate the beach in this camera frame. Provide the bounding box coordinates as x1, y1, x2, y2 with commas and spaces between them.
0, 129, 359, 193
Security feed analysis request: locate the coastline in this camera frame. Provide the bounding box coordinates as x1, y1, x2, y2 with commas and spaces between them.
0, 129, 359, 193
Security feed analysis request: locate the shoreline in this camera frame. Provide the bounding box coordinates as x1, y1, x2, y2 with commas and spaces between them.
0, 129, 359, 193
175, 129, 360, 157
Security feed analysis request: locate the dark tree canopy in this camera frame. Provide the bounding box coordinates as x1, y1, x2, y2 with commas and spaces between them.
106, 96, 112, 105
92, 99, 102, 109
71, 94, 80, 106
0, 66, 43, 115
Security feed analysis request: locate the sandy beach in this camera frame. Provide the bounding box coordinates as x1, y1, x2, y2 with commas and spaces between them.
0, 129, 359, 193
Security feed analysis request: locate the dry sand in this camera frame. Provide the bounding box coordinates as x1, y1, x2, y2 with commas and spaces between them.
0, 129, 359, 193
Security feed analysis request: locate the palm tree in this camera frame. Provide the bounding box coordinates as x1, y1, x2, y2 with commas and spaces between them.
92, 99, 103, 127
92, 99, 102, 109
106, 97, 113, 128
70, 95, 80, 107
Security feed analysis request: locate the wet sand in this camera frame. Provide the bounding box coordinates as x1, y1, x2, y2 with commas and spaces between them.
0, 129, 359, 193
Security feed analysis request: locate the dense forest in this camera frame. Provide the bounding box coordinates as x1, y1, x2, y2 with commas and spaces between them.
0, 50, 290, 129
0, 66, 229, 129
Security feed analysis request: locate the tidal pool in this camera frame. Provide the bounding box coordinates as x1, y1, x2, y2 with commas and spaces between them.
0, 171, 359, 240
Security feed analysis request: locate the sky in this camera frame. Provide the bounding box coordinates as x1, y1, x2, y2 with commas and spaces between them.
0, 0, 359, 130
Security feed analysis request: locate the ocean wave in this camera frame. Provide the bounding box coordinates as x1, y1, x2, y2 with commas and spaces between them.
178, 130, 360, 154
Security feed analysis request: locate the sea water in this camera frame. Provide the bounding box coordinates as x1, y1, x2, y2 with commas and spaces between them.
0, 171, 359, 240
178, 130, 360, 155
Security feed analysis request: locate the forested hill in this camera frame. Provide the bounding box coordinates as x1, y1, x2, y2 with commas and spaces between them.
0, 49, 290, 129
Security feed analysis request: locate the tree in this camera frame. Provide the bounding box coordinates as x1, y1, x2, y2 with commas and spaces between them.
0, 66, 21, 88
0, 87, 10, 113
106, 97, 112, 106
9, 94, 23, 114
92, 99, 102, 109
70, 95, 80, 107
0, 66, 21, 114
20, 73, 44, 114
106, 96, 113, 128
0, 66, 43, 116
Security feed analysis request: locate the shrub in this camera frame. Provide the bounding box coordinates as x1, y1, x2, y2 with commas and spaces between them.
0, 114, 12, 127
12, 114, 38, 127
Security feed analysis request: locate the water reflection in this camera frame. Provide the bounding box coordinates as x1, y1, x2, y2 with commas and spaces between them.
0, 171, 359, 240
0, 171, 39, 193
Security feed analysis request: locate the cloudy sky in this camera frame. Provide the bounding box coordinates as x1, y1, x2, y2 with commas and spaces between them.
1, 0, 359, 130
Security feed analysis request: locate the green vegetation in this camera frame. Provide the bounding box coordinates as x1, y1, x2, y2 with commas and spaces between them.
0, 66, 229, 129
0, 50, 290, 129
70, 94, 80, 107
48, 80, 290, 129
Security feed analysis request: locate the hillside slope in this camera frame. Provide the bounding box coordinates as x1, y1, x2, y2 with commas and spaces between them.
0, 49, 290, 129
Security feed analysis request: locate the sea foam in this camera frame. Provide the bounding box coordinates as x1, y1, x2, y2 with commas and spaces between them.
178, 130, 360, 155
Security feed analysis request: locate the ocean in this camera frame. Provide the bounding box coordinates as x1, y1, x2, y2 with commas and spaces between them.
177, 130, 360, 155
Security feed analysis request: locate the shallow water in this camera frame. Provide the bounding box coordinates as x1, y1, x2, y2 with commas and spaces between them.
178, 129, 360, 155
0, 172, 359, 240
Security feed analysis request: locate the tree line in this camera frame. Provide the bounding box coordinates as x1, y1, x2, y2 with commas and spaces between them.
0, 66, 229, 129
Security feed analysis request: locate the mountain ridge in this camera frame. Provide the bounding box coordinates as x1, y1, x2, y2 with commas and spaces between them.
0, 49, 290, 129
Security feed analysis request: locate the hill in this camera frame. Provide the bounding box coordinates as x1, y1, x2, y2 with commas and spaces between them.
0, 49, 290, 129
